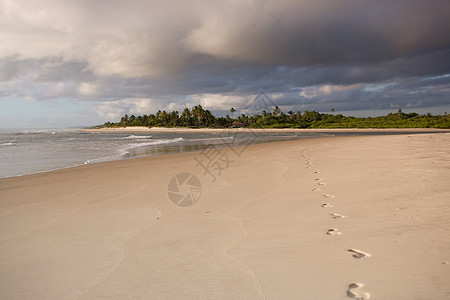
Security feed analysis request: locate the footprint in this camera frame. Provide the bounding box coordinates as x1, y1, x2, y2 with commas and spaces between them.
347, 282, 370, 299
323, 194, 335, 199
348, 249, 371, 259
330, 213, 346, 219
322, 203, 333, 208
318, 182, 327, 185
327, 228, 341, 236
312, 188, 321, 192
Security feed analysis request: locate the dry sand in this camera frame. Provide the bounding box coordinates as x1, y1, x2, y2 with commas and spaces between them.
0, 133, 449, 299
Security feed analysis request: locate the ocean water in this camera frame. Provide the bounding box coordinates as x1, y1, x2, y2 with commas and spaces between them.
0, 129, 323, 178
0, 129, 431, 178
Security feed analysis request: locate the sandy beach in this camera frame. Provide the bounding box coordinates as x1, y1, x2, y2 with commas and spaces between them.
0, 133, 449, 299
83, 126, 450, 133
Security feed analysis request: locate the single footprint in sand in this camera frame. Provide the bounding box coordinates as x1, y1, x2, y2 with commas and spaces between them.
346, 282, 370, 299
312, 188, 321, 192
322, 203, 333, 208
327, 228, 341, 236
323, 194, 335, 199
348, 249, 371, 259
330, 213, 346, 219
318, 182, 327, 185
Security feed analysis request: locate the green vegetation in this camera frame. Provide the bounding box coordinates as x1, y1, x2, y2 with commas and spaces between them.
101, 106, 450, 129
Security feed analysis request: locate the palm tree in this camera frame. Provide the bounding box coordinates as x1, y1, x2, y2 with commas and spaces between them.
230, 107, 236, 118
120, 114, 129, 126
160, 111, 169, 126
169, 111, 179, 127
288, 111, 294, 120
204, 109, 215, 127
192, 105, 205, 127
180, 108, 192, 127
273, 106, 280, 117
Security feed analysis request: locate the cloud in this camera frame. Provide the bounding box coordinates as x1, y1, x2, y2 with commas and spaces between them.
191, 94, 251, 111
0, 0, 449, 127
2, 0, 449, 77
184, 0, 450, 66
96, 98, 187, 120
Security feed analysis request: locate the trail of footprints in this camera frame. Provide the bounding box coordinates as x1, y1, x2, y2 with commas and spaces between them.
303, 152, 371, 299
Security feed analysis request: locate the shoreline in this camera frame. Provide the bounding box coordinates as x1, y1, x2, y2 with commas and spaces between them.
2, 129, 447, 180
81, 126, 450, 133
1, 133, 449, 299
0, 134, 335, 180
1, 130, 448, 180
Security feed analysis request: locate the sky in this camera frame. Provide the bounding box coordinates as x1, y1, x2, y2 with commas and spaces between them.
0, 0, 449, 128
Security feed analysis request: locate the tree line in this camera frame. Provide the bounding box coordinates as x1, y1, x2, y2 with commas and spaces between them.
100, 105, 450, 129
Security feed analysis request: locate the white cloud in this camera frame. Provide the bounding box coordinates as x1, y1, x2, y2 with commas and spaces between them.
299, 84, 363, 99
191, 94, 251, 110
95, 98, 187, 120
96, 98, 153, 120
78, 82, 97, 96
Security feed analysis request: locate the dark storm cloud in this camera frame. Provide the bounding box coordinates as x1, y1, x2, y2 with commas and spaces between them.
184, 0, 450, 66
